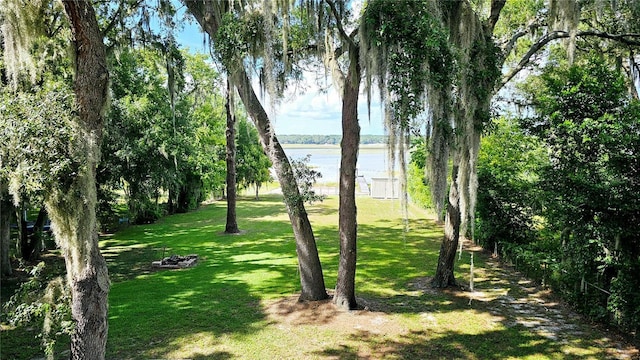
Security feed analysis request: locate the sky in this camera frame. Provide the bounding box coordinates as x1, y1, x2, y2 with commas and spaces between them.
174, 5, 386, 136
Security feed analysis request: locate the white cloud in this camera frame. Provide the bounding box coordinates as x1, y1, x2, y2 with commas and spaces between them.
268, 72, 385, 135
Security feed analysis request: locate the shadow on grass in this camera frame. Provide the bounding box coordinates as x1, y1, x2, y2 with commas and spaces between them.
0, 325, 70, 360
104, 195, 302, 359
95, 194, 629, 359
315, 326, 594, 360
100, 195, 293, 282
107, 273, 265, 359
312, 216, 443, 295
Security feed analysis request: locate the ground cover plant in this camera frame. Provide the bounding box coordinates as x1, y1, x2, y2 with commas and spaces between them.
2, 194, 638, 359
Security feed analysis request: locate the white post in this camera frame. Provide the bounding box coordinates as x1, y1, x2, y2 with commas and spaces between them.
470, 252, 475, 292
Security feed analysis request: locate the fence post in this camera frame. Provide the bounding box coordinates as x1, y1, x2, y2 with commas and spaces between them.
470, 252, 474, 292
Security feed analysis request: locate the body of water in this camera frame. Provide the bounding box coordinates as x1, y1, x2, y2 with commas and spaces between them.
281, 144, 403, 183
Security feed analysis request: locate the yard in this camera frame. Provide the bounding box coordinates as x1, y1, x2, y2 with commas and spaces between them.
2, 195, 637, 359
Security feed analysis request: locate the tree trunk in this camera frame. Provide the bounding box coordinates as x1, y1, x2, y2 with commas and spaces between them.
26, 206, 47, 258
335, 54, 360, 310
232, 67, 328, 301
47, 2, 110, 359
225, 79, 240, 234
17, 206, 30, 260
431, 164, 461, 288
1, 191, 12, 276
184, 1, 328, 301
167, 187, 175, 215
177, 187, 188, 213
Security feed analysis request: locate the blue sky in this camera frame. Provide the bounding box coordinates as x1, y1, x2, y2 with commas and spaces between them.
175, 6, 386, 136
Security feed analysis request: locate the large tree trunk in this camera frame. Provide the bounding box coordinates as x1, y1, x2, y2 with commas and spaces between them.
334, 56, 361, 310
1, 190, 12, 276
182, 1, 328, 301
431, 164, 461, 288
225, 79, 240, 234
46, 2, 110, 359
232, 67, 328, 301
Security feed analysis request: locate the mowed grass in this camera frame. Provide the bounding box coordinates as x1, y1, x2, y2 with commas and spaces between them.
104, 195, 442, 359
2, 194, 627, 359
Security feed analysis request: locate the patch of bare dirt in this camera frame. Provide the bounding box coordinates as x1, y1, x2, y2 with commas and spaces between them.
263, 291, 407, 338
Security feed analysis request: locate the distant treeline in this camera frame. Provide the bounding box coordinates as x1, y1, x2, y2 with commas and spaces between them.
278, 134, 387, 144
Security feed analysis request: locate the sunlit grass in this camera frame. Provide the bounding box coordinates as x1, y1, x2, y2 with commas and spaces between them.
102, 195, 631, 359
101, 195, 447, 358
1, 193, 628, 359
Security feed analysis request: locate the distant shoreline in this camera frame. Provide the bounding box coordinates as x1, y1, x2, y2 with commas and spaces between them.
278, 134, 387, 146
281, 143, 387, 149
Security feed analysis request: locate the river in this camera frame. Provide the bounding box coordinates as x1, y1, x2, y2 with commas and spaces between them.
281, 144, 403, 184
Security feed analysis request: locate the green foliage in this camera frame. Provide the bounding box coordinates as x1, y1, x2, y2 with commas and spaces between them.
468, 36, 502, 107
0, 82, 77, 202
215, 11, 265, 68
362, 0, 454, 123
2, 262, 72, 358
407, 137, 431, 209
478, 56, 640, 332
99, 48, 227, 224
492, 0, 545, 63
475, 117, 546, 248
214, 5, 308, 98
236, 117, 272, 194
102, 48, 177, 223
1, 0, 72, 89
289, 154, 326, 205
407, 162, 432, 210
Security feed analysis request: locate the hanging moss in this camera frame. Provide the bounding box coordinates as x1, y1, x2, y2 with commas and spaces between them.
360, 0, 502, 237
361, 0, 454, 123
361, 0, 454, 220
549, 0, 580, 63
1, 0, 69, 90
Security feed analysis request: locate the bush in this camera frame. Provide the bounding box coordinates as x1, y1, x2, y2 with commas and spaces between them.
475, 117, 545, 250
503, 56, 640, 333
407, 162, 432, 209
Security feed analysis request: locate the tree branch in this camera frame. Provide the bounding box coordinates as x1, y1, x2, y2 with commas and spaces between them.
578, 30, 640, 46
500, 31, 566, 90
324, 0, 356, 49
101, 0, 124, 37
500, 16, 544, 61
487, 0, 506, 34
100, 0, 146, 39
499, 29, 640, 91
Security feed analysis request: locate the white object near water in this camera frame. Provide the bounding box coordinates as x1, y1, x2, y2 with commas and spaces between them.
370, 177, 400, 199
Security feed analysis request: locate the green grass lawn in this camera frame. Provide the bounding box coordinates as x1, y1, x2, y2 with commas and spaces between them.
2, 194, 633, 359
104, 195, 440, 358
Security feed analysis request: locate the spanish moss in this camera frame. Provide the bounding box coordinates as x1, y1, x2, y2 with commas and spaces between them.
549, 0, 580, 64
360, 0, 501, 286
1, 0, 61, 89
